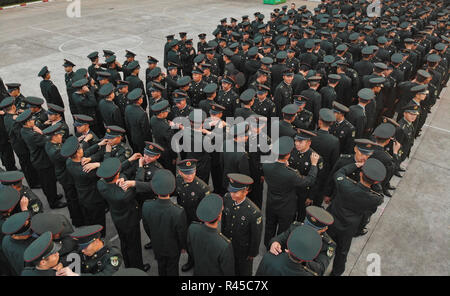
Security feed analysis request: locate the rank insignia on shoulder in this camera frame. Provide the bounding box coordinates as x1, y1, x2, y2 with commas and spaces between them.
327, 246, 334, 258
31, 203, 40, 213
318, 162, 323, 170
352, 130, 356, 137
125, 149, 132, 158
256, 216, 262, 225
110, 256, 120, 267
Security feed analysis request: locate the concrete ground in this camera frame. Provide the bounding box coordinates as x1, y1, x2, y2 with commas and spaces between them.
0, 0, 448, 276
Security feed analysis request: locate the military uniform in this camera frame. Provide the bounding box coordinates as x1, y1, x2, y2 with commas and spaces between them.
330, 119, 356, 155
187, 193, 235, 276
40, 79, 64, 108
217, 87, 239, 118
96, 158, 144, 270
273, 80, 293, 117
124, 89, 152, 153
142, 170, 188, 276
98, 88, 125, 128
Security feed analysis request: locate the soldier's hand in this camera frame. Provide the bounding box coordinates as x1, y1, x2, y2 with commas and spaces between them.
83, 162, 100, 173
20, 196, 29, 211
120, 180, 136, 191
323, 196, 332, 204
81, 157, 92, 166
53, 262, 64, 272
44, 120, 52, 125
393, 140, 401, 154
269, 242, 282, 255
105, 143, 112, 153
128, 153, 142, 162
0, 110, 4, 115
139, 157, 145, 167
56, 267, 80, 276
115, 61, 122, 68
81, 85, 90, 92
181, 249, 187, 254
115, 178, 125, 186
33, 126, 43, 135
98, 139, 108, 146
305, 198, 313, 206
310, 152, 320, 166
84, 133, 93, 142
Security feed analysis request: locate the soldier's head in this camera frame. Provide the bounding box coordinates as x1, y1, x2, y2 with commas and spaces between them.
71, 225, 104, 257
332, 101, 348, 122
105, 126, 125, 146
354, 139, 375, 163
294, 130, 316, 152
282, 69, 294, 84
24, 232, 61, 270
143, 142, 163, 164
359, 158, 386, 187
227, 173, 253, 201
282, 104, 297, 123
174, 96, 187, 109
0, 171, 25, 193
192, 68, 203, 82
43, 122, 65, 145
6, 83, 21, 97
177, 159, 197, 183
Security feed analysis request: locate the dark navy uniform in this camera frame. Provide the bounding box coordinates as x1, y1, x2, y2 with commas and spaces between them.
330, 119, 356, 155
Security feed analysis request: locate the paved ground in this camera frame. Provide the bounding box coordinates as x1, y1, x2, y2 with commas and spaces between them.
0, 0, 449, 276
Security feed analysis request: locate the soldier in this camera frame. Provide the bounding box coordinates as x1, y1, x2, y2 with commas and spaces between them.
301, 76, 322, 130
175, 159, 211, 272
181, 39, 196, 77
5, 83, 26, 113
1, 97, 40, 187
150, 100, 178, 174
268, 206, 336, 276
124, 88, 152, 153
347, 88, 375, 139
63, 59, 77, 114
289, 130, 325, 222
148, 82, 167, 117
122, 50, 136, 80
199, 83, 218, 114
187, 193, 235, 275
396, 103, 420, 165
126, 60, 148, 111
38, 66, 64, 108
115, 80, 129, 119
145, 56, 160, 89
1, 211, 35, 275
97, 83, 124, 128
262, 136, 319, 246
197, 33, 208, 54
234, 88, 257, 119
87, 51, 100, 81
17, 109, 66, 209
59, 225, 122, 276
73, 114, 99, 150
327, 158, 385, 276
222, 173, 262, 276
142, 169, 188, 276
276, 104, 298, 138
0, 171, 43, 216
164, 35, 175, 69
189, 68, 207, 107
61, 136, 106, 235
167, 39, 182, 72
30, 212, 76, 267
273, 68, 294, 117
252, 84, 276, 119
217, 76, 239, 118
104, 55, 122, 86
330, 101, 355, 155
310, 108, 340, 205
292, 95, 313, 131
96, 158, 149, 271
256, 225, 323, 276
21, 231, 62, 276
46, 104, 70, 140
171, 95, 193, 119
320, 74, 340, 109
23, 96, 49, 130
43, 123, 83, 227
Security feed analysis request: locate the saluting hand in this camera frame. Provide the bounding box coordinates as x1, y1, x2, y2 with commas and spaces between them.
20, 196, 29, 211
128, 153, 142, 162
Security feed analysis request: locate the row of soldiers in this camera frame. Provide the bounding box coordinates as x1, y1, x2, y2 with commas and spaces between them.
0, 0, 449, 276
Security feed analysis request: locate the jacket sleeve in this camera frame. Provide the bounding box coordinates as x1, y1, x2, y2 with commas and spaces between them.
248, 211, 263, 257
292, 165, 318, 188
176, 209, 188, 250
306, 235, 336, 276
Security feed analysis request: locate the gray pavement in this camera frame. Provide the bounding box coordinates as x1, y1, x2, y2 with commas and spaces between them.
0, 0, 449, 276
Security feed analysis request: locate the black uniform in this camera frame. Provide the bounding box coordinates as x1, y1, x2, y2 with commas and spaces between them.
40, 79, 64, 108
79, 243, 122, 275
124, 104, 152, 153
222, 194, 263, 276
273, 81, 293, 117
150, 116, 177, 173
98, 99, 124, 128
329, 119, 356, 154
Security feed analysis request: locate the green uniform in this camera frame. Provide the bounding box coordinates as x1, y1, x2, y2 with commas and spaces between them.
269, 221, 336, 276
124, 104, 152, 153
222, 194, 263, 276
98, 99, 124, 128
40, 79, 64, 108
187, 222, 235, 276
79, 243, 122, 276
256, 252, 316, 276
142, 198, 187, 276
1, 235, 34, 275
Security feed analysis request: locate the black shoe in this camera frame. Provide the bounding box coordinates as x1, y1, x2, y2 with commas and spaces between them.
181, 261, 194, 272
142, 264, 151, 272
398, 167, 406, 172
382, 189, 392, 197
387, 184, 396, 190
56, 194, 64, 201
50, 201, 67, 209
144, 242, 152, 250
394, 171, 403, 178
354, 228, 368, 237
